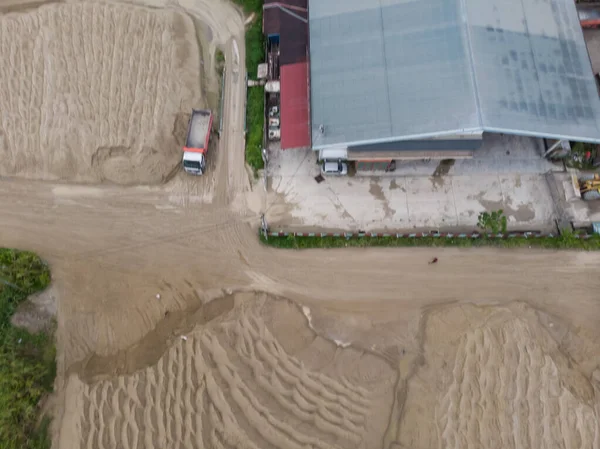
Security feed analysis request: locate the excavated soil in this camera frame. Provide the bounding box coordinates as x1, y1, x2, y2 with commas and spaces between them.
0, 1, 201, 184
59, 295, 397, 449
55, 293, 600, 449
395, 303, 600, 449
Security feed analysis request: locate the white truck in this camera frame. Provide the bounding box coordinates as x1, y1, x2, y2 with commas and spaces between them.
182, 109, 213, 175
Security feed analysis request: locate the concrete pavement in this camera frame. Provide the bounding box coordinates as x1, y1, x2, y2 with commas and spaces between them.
266, 136, 558, 232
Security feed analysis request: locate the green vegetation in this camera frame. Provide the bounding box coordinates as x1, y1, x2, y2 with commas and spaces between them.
568, 142, 598, 169
0, 249, 54, 449
232, 0, 262, 16
215, 49, 225, 73
261, 231, 600, 250
246, 86, 265, 172
477, 209, 508, 234
244, 19, 265, 79
233, 0, 265, 173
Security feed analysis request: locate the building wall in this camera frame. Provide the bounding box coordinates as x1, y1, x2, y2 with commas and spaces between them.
348, 136, 483, 153
317, 135, 483, 161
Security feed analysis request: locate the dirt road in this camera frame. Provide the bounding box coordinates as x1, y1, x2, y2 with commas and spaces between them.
3, 177, 600, 449
1, 1, 600, 448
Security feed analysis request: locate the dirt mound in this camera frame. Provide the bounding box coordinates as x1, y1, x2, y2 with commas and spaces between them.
395, 303, 599, 449
10, 284, 57, 333
59, 295, 397, 449
0, 2, 201, 184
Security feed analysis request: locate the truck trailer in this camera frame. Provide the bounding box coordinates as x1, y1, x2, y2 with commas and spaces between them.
182, 109, 213, 175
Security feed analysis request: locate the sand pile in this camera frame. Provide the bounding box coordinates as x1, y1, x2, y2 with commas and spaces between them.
395, 303, 600, 449
0, 2, 201, 184
59, 295, 397, 449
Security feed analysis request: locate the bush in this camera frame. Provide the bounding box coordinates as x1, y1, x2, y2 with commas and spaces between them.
232, 0, 262, 13
260, 233, 600, 250
0, 250, 50, 295
215, 49, 225, 72
477, 210, 508, 234
0, 249, 53, 449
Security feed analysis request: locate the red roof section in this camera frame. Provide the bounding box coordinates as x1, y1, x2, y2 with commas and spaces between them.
281, 62, 310, 149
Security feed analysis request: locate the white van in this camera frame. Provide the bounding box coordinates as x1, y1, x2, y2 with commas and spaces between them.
321, 160, 348, 176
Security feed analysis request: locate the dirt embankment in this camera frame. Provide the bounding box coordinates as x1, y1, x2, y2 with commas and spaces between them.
0, 2, 202, 184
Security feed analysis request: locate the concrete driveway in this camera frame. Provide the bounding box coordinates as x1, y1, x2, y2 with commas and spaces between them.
266, 141, 557, 232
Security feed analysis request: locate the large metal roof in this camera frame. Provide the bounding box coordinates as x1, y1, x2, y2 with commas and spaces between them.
309, 0, 600, 149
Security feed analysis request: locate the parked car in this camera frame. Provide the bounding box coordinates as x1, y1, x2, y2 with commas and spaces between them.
321, 160, 348, 176
269, 106, 279, 117
269, 117, 280, 127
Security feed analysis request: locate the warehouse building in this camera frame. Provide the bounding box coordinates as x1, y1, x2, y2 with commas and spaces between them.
265, 0, 600, 170
309, 0, 600, 168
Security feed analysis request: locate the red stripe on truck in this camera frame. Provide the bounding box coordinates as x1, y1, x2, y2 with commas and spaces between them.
205, 113, 214, 151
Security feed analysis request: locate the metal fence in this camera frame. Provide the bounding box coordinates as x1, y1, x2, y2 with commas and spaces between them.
244, 72, 248, 135
218, 69, 226, 137
264, 230, 597, 239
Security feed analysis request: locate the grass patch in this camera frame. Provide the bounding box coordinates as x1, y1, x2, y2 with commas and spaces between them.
232, 0, 265, 173
261, 232, 600, 250
244, 18, 264, 79
232, 0, 262, 15
0, 249, 54, 449
246, 86, 265, 172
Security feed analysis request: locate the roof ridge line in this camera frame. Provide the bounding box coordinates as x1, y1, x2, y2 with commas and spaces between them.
459, 0, 484, 129
377, 0, 394, 139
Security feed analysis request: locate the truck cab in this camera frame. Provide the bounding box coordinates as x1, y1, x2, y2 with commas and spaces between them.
182, 151, 206, 175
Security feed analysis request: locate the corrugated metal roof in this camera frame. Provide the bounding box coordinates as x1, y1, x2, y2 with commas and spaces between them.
264, 0, 307, 8
263, 1, 308, 65
281, 62, 311, 149
280, 10, 308, 65
263, 7, 282, 36
310, 0, 600, 148
263, 0, 308, 36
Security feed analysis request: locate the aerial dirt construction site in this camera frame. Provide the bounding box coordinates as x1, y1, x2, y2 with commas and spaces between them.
0, 1, 204, 184
1, 0, 600, 449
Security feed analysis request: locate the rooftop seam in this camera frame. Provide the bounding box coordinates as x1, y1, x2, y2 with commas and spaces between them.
377, 0, 394, 139
459, 0, 483, 129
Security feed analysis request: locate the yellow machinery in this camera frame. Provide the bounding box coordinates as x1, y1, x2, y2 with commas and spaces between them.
578, 173, 600, 200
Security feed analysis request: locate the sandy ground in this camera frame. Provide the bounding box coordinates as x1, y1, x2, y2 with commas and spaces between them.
3, 173, 600, 449
0, 1, 599, 449
396, 303, 600, 449
59, 295, 396, 449
0, 2, 201, 184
